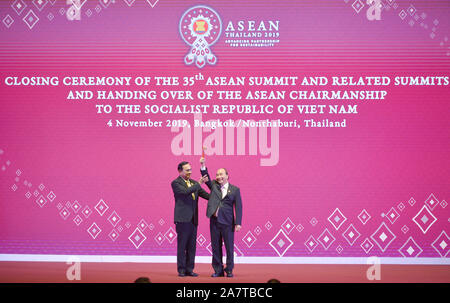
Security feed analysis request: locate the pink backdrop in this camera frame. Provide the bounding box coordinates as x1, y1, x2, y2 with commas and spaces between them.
0, 0, 449, 261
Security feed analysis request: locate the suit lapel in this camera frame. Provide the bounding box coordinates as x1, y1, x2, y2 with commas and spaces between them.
212, 181, 221, 198
178, 176, 187, 187
225, 184, 233, 199
179, 176, 196, 200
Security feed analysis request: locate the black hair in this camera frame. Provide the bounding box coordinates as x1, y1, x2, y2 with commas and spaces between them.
178, 161, 190, 172
134, 276, 151, 283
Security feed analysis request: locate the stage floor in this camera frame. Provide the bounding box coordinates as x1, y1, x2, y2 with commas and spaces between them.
1, 262, 449, 283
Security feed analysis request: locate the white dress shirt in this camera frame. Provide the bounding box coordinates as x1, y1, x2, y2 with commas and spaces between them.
220, 182, 229, 199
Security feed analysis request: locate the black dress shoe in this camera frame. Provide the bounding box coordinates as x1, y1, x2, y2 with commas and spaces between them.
186, 272, 199, 277
225, 271, 234, 278
178, 272, 186, 277
211, 272, 224, 277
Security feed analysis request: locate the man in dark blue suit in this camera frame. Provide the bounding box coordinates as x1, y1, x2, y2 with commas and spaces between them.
200, 157, 243, 277
171, 161, 209, 277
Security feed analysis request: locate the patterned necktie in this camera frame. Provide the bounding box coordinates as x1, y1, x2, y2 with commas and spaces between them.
186, 180, 195, 200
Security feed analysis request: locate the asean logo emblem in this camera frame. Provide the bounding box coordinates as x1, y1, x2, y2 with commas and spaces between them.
179, 6, 222, 68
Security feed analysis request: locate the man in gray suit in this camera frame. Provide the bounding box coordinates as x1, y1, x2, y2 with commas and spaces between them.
200, 157, 242, 277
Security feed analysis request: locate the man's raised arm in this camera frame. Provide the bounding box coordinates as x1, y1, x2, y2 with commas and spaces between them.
200, 157, 213, 190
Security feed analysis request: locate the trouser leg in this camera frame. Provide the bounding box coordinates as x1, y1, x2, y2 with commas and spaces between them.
210, 217, 224, 273
186, 223, 197, 273
175, 222, 189, 274
223, 224, 235, 272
